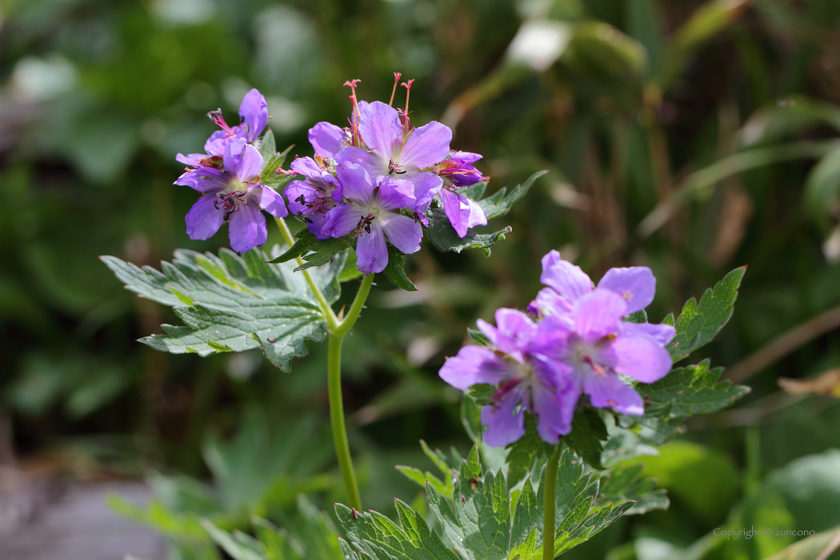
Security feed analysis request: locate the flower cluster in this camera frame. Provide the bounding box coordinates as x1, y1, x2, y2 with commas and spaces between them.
439, 251, 675, 447
284, 77, 487, 273
175, 89, 288, 253
173, 78, 490, 273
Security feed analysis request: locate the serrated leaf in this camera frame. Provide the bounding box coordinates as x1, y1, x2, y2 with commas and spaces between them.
563, 409, 608, 470
668, 266, 746, 362
628, 359, 750, 444
625, 310, 647, 324
595, 464, 669, 515
101, 247, 344, 372
461, 394, 484, 443
474, 171, 547, 219
339, 250, 364, 282
425, 172, 544, 255
271, 230, 318, 264
467, 384, 494, 407
467, 328, 492, 347
506, 414, 553, 488
341, 446, 645, 560
382, 245, 417, 291
295, 238, 352, 271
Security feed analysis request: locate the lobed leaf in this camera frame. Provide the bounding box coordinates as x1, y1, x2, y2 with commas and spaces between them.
340, 446, 653, 560
667, 266, 746, 362
629, 359, 750, 444
382, 244, 417, 291
101, 247, 345, 372
562, 409, 608, 470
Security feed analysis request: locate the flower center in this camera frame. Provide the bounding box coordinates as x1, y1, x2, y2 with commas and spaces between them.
215, 190, 248, 222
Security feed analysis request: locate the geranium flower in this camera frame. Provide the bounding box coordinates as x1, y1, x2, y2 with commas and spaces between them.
176, 89, 268, 168
284, 157, 342, 239
436, 151, 488, 237
176, 138, 287, 253
335, 101, 451, 220
439, 308, 574, 446
321, 162, 422, 274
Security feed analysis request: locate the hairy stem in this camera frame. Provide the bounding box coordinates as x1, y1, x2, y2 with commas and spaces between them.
328, 332, 362, 510
543, 445, 562, 560
274, 217, 339, 330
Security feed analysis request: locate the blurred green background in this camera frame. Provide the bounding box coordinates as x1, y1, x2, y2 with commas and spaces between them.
3, 0, 840, 558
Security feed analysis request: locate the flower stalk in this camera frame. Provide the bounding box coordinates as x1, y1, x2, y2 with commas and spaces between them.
274, 216, 371, 510
543, 445, 562, 560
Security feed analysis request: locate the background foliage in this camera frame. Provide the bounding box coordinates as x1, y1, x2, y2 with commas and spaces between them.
3, 0, 840, 558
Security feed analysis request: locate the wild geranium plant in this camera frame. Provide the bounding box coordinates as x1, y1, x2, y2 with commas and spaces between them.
104, 78, 750, 560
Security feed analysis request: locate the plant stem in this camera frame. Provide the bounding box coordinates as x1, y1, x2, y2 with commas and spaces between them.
334, 273, 375, 337
328, 332, 362, 510
543, 445, 561, 560
272, 218, 375, 510
274, 217, 339, 330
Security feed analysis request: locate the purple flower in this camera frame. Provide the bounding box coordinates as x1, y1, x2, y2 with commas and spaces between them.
439, 308, 573, 446
431, 151, 488, 237
335, 101, 452, 220
532, 288, 673, 416
529, 251, 675, 415
535, 250, 661, 319
176, 89, 268, 168
309, 122, 350, 159
284, 157, 343, 239
176, 138, 287, 253
321, 162, 422, 274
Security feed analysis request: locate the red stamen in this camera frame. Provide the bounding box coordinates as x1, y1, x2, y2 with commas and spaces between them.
583, 356, 607, 377
207, 109, 235, 137
344, 79, 363, 147
389, 72, 402, 106
400, 79, 415, 136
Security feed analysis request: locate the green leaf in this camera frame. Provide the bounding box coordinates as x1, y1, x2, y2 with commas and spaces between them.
630, 359, 750, 444
203, 496, 343, 560
340, 446, 642, 560
563, 409, 608, 470
467, 383, 494, 407
467, 328, 492, 347
624, 309, 647, 324
426, 171, 545, 255
271, 230, 318, 264
595, 464, 669, 515
668, 266, 746, 362
476, 170, 548, 219
338, 250, 364, 282
461, 394, 484, 443
505, 413, 553, 488
101, 247, 345, 371
382, 244, 417, 291
804, 148, 840, 228
294, 238, 352, 271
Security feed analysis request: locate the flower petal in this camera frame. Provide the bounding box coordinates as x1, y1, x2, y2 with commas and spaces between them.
531, 358, 575, 443
185, 195, 224, 240
231, 144, 264, 182
176, 153, 206, 167
398, 120, 452, 169
175, 167, 228, 192
204, 130, 229, 157
451, 151, 482, 164
358, 101, 402, 162
228, 202, 267, 253
336, 162, 375, 206
535, 287, 573, 317
621, 322, 676, 346
309, 122, 347, 158
403, 171, 441, 214
481, 392, 526, 447
608, 334, 672, 383
441, 188, 487, 238
322, 204, 365, 238
582, 372, 644, 415
254, 185, 288, 218
239, 88, 268, 143
380, 213, 422, 255
377, 177, 416, 211
356, 222, 389, 274
598, 267, 656, 314
439, 346, 516, 390
334, 146, 387, 181
573, 288, 627, 343
540, 250, 593, 306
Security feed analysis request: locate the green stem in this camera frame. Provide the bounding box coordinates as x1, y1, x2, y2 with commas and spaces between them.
543, 445, 562, 560
334, 273, 375, 337
328, 332, 362, 510
272, 218, 375, 510
274, 217, 339, 330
